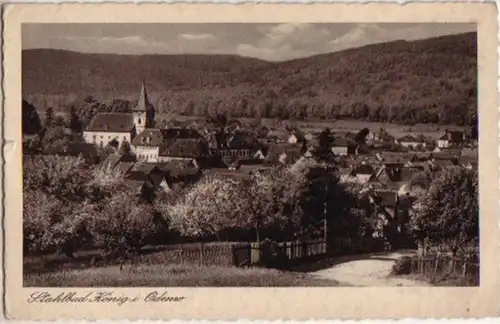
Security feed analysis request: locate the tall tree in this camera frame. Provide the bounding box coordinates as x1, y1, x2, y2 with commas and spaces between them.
410, 167, 478, 256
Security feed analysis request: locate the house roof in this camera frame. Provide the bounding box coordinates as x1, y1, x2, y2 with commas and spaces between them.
439, 130, 465, 142
161, 128, 203, 139
374, 189, 398, 207
265, 144, 304, 164
131, 162, 157, 174
398, 135, 418, 142
289, 130, 307, 142
131, 129, 163, 146
352, 164, 375, 175
159, 138, 209, 158
86, 113, 135, 132
114, 161, 135, 174
431, 150, 461, 160
332, 137, 350, 147
132, 81, 155, 112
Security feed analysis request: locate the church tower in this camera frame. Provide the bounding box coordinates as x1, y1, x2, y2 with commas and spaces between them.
132, 81, 156, 134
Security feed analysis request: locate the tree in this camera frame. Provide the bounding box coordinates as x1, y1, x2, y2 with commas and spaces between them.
68, 106, 83, 133
167, 178, 243, 239
89, 191, 161, 255
45, 107, 54, 128
354, 128, 370, 145
410, 167, 478, 256
22, 100, 42, 135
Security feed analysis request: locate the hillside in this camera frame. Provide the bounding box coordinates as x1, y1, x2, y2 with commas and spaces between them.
22, 32, 477, 125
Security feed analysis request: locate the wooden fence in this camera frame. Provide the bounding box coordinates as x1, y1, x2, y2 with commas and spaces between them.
141, 237, 385, 268
404, 256, 479, 285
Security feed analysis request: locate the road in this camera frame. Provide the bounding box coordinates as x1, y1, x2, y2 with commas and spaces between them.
307, 250, 429, 287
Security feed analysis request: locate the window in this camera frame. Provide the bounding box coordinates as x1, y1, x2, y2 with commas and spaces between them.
100, 135, 103, 139
138, 118, 142, 124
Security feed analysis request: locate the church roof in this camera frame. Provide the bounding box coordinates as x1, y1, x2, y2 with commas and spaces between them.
86, 112, 134, 132
132, 81, 155, 112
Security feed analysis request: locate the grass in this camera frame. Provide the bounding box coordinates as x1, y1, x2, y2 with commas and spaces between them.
24, 263, 342, 287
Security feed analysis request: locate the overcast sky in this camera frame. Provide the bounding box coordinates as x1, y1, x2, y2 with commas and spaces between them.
23, 23, 476, 62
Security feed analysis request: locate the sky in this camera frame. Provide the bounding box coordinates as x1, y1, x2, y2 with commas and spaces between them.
23, 23, 476, 62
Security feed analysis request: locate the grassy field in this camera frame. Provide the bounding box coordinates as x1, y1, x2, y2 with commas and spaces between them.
24, 263, 342, 287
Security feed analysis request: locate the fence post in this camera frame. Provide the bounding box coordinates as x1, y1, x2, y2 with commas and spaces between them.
434, 258, 439, 275
200, 243, 205, 266
462, 262, 467, 277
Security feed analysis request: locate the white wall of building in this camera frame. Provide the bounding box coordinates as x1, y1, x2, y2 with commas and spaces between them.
83, 131, 131, 148
437, 139, 449, 148
133, 145, 159, 162
332, 146, 348, 155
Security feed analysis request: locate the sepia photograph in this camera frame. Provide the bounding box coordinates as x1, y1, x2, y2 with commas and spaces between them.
20, 21, 481, 288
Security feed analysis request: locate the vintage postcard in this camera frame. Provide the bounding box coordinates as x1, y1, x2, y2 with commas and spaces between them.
2, 2, 499, 320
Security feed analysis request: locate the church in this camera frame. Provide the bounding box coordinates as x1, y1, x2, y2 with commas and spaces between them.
83, 81, 156, 149
83, 81, 209, 163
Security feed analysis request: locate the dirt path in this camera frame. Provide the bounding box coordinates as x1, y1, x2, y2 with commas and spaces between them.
308, 250, 429, 287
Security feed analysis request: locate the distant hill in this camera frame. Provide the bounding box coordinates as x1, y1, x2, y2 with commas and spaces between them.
23, 32, 477, 125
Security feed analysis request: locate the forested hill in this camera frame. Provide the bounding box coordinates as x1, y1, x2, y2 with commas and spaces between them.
23, 32, 477, 125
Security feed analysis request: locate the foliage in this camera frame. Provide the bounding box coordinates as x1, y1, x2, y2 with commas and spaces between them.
167, 178, 243, 238
22, 100, 42, 135
24, 32, 477, 126
409, 167, 478, 255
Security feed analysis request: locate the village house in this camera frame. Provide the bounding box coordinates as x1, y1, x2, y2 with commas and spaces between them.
265, 143, 306, 167
214, 132, 262, 167
436, 129, 467, 148
288, 130, 307, 145
397, 135, 425, 150
131, 128, 209, 164
330, 137, 350, 156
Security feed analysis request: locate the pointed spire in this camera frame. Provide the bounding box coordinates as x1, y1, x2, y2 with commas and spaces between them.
134, 80, 150, 112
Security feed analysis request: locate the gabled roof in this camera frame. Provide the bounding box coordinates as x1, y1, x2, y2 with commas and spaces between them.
132, 129, 164, 147
289, 130, 307, 142
373, 189, 398, 207
86, 113, 134, 132
159, 138, 209, 158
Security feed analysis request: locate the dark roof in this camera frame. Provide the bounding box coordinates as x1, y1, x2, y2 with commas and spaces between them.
161, 128, 203, 139
332, 137, 350, 147
374, 190, 398, 207
352, 164, 375, 175
131, 129, 163, 146
265, 144, 304, 164
289, 130, 307, 142
439, 130, 465, 142
159, 138, 209, 158
131, 162, 157, 174
114, 161, 135, 174
398, 135, 418, 142
227, 132, 259, 150
86, 113, 134, 132
432, 150, 461, 160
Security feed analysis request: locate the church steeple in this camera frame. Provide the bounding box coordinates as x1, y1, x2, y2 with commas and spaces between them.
133, 80, 151, 112
132, 80, 155, 134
